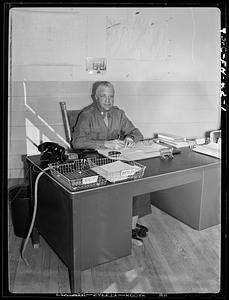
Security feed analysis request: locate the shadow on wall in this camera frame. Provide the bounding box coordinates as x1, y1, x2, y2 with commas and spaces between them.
22, 81, 71, 155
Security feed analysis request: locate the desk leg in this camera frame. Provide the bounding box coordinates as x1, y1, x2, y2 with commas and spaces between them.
70, 198, 82, 293
69, 268, 81, 294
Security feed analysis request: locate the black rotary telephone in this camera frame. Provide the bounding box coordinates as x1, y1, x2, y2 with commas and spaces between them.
38, 142, 66, 163
38, 142, 101, 163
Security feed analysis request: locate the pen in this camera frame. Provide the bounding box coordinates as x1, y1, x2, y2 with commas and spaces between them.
116, 134, 126, 148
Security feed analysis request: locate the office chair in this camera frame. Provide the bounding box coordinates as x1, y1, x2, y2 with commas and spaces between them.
59, 101, 81, 147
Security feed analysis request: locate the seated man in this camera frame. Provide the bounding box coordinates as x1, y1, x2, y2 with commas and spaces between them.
72, 81, 152, 245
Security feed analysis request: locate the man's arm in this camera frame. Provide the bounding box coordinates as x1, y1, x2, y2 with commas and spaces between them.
71, 113, 105, 149
120, 111, 144, 142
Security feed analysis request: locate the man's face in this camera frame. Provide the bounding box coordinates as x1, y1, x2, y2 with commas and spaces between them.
95, 86, 114, 111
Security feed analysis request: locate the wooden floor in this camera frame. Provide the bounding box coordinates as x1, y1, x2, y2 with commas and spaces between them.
8, 196, 221, 294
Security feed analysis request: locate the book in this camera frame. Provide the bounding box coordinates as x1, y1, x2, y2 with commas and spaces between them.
157, 138, 189, 148
157, 133, 185, 141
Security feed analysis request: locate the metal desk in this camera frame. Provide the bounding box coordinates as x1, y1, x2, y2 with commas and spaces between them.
26, 148, 220, 293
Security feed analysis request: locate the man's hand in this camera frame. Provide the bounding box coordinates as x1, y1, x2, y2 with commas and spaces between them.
124, 136, 134, 148
104, 139, 125, 150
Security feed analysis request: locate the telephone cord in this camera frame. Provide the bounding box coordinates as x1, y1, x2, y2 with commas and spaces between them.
21, 166, 50, 266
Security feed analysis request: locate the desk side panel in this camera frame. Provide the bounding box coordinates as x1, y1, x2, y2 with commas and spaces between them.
199, 164, 221, 229
37, 176, 74, 269
74, 186, 132, 271
150, 180, 202, 230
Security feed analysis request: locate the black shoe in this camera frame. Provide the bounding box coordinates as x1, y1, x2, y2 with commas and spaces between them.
135, 224, 148, 237
132, 229, 144, 243
132, 227, 146, 238
136, 227, 147, 238
136, 223, 149, 232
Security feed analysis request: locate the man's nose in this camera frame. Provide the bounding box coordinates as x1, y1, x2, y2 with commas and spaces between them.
105, 97, 111, 103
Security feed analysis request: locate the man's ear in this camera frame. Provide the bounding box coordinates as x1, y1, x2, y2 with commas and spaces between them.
91, 94, 96, 102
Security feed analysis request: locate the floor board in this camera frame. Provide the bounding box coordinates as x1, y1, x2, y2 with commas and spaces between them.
8, 204, 221, 294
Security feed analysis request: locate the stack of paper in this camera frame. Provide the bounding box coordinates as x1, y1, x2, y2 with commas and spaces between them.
157, 133, 189, 148
157, 133, 185, 141
91, 160, 142, 182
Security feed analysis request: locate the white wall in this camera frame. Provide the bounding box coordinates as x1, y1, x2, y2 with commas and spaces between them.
8, 7, 221, 178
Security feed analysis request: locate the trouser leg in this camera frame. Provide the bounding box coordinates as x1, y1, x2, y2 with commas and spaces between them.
132, 193, 152, 218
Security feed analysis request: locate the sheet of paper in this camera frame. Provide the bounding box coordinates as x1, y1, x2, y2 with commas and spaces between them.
92, 160, 142, 182
193, 142, 221, 159
97, 141, 167, 160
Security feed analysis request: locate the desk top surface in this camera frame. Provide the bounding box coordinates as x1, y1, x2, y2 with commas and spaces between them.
26, 149, 220, 194
140, 147, 219, 178
27, 148, 219, 179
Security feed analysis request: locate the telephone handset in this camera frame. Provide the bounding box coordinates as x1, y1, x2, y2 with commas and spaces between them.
38, 142, 66, 163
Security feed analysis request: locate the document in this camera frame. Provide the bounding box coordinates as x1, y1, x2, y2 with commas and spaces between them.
97, 141, 167, 160
193, 141, 221, 159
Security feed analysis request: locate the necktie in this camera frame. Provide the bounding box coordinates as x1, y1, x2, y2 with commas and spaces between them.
104, 112, 108, 127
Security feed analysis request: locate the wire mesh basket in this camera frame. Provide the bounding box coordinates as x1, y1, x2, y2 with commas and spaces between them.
49, 157, 146, 190
48, 159, 107, 191
87, 157, 146, 183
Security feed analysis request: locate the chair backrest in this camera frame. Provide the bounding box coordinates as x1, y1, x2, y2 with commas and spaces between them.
67, 110, 81, 134
59, 102, 81, 146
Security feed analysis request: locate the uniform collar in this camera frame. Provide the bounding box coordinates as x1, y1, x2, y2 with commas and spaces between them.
94, 101, 113, 117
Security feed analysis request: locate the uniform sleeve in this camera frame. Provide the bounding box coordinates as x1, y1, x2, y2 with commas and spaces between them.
71, 112, 105, 149
120, 110, 144, 142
